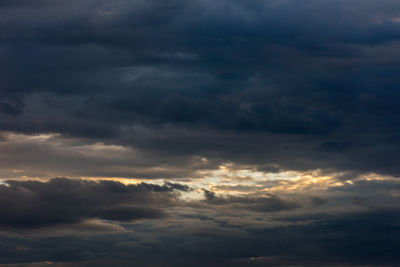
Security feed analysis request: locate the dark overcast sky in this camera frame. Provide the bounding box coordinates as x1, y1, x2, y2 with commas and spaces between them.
1, 0, 400, 266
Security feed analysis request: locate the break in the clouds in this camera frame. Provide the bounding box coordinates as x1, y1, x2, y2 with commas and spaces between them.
1, 0, 400, 266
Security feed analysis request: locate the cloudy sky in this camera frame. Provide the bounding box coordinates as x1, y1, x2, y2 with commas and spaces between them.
1, 0, 400, 266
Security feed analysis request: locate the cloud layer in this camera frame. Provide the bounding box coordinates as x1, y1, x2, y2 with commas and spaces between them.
1, 0, 400, 178
0, 176, 399, 266
2, 0, 400, 265
0, 178, 190, 229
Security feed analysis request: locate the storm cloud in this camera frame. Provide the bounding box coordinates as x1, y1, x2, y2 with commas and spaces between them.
1, 0, 400, 266
0, 178, 188, 229
0, 0, 400, 178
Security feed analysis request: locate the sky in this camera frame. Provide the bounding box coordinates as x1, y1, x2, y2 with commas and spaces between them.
1, 0, 400, 266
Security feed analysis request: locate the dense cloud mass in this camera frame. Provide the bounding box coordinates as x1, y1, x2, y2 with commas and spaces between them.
0, 0, 400, 176
0, 177, 399, 266
0, 178, 189, 229
1, 0, 400, 266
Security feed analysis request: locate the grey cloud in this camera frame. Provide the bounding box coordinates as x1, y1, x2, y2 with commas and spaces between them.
1, 209, 399, 266
0, 178, 399, 265
202, 192, 300, 212
1, 1, 400, 264
0, 178, 188, 229
2, 0, 400, 178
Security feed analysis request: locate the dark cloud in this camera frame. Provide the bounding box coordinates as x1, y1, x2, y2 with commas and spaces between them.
202, 191, 301, 212
0, 178, 399, 265
1, 209, 399, 266
0, 178, 188, 229
1, 1, 400, 265
1, 0, 400, 177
